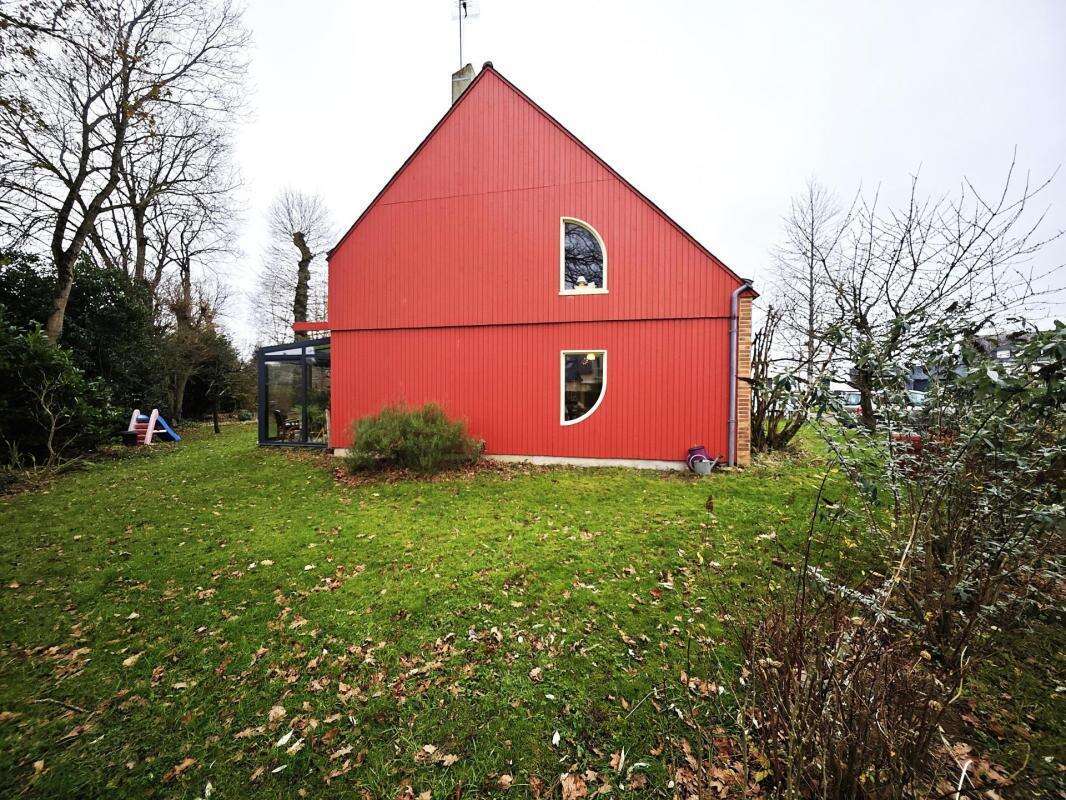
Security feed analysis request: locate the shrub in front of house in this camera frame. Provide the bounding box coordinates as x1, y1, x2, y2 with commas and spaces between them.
236, 409, 254, 422
344, 404, 483, 474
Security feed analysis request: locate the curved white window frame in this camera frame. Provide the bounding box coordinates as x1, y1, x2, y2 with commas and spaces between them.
559, 217, 608, 295
560, 350, 607, 426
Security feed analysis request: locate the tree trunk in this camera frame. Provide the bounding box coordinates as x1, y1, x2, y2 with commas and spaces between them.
44, 114, 128, 342
291, 231, 313, 340
133, 204, 148, 282
212, 398, 221, 434
806, 257, 816, 385
173, 371, 191, 423
853, 368, 877, 430
44, 252, 77, 343
174, 258, 194, 327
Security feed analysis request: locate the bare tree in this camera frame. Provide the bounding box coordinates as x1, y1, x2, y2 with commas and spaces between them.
771, 180, 850, 382
253, 189, 333, 342
750, 181, 849, 453
749, 306, 832, 453
0, 0, 247, 342
89, 111, 238, 310
161, 194, 234, 419
127, 116, 234, 279
821, 159, 1060, 428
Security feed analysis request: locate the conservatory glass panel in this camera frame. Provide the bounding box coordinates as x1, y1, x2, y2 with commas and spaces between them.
305, 345, 331, 444
264, 361, 303, 442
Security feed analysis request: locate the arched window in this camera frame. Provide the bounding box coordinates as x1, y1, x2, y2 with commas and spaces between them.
561, 350, 606, 425
560, 218, 607, 294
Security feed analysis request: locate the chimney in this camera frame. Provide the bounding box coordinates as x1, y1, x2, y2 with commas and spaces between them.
451, 63, 476, 104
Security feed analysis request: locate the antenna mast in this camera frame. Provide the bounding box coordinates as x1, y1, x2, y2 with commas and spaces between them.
452, 0, 479, 66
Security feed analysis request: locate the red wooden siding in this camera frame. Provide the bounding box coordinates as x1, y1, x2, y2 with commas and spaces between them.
330, 318, 730, 461
327, 66, 747, 463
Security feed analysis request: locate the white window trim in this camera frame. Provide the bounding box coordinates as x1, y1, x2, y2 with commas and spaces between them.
560, 349, 607, 426
559, 217, 608, 295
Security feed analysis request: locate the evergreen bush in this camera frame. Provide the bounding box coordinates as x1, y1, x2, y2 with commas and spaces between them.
344, 404, 483, 474
0, 318, 115, 467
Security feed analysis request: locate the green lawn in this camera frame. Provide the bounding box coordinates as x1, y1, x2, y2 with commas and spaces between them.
0, 424, 830, 798
1, 423, 1051, 798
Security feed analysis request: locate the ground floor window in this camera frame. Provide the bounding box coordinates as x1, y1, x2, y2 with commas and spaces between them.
257, 337, 331, 447
561, 350, 606, 424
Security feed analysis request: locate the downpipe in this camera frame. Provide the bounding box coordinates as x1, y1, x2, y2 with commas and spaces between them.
727, 280, 753, 467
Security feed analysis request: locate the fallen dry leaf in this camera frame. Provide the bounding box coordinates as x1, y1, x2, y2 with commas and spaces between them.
268, 705, 286, 722
497, 773, 513, 790
286, 738, 304, 755
162, 756, 196, 782
58, 722, 90, 742
330, 745, 353, 760
122, 652, 143, 668
529, 666, 543, 683
561, 772, 588, 800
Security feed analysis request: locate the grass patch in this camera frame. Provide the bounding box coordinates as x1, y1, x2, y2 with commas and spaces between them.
0, 423, 1005, 797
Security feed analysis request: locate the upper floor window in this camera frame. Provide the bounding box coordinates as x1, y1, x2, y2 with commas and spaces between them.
560, 218, 607, 294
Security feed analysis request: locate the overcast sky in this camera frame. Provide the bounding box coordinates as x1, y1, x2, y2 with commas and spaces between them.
227, 0, 1066, 348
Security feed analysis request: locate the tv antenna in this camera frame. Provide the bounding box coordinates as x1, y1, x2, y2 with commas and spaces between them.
451, 0, 479, 66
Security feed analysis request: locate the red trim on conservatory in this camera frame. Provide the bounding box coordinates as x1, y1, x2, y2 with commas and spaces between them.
292, 321, 330, 333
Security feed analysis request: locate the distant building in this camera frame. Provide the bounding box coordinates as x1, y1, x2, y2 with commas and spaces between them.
972, 331, 1033, 365
905, 365, 931, 392
902, 331, 1035, 391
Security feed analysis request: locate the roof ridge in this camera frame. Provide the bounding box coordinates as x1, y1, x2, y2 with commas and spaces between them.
328, 63, 753, 292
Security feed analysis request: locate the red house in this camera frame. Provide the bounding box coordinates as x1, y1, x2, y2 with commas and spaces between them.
267, 63, 756, 469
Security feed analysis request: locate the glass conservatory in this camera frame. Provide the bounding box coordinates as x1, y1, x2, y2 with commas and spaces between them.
256, 337, 331, 448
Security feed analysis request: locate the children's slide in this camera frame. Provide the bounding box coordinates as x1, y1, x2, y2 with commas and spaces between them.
125, 409, 181, 445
